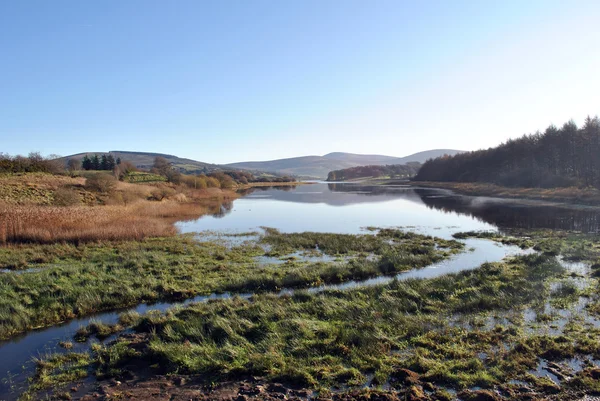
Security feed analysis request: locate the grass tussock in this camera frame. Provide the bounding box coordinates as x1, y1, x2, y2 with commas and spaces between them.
0, 229, 458, 340
68, 254, 577, 391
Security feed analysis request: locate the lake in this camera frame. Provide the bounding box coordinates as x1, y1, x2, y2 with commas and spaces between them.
177, 182, 600, 236
1, 182, 598, 400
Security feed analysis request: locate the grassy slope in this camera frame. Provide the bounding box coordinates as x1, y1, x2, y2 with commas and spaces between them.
0, 173, 239, 244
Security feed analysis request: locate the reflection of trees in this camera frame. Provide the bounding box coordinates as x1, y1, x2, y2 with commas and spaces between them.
237, 185, 296, 196
327, 183, 412, 196
415, 189, 600, 233
211, 201, 234, 218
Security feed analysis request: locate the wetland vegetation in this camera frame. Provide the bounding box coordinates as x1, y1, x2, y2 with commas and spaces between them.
18, 231, 600, 401
3, 177, 600, 401
0, 228, 461, 341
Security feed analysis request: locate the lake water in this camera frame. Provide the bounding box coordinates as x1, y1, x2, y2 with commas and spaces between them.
177, 183, 600, 236
1, 182, 598, 400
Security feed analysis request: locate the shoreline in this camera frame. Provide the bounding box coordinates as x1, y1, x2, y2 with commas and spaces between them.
327, 177, 600, 207
236, 180, 315, 189
409, 181, 600, 206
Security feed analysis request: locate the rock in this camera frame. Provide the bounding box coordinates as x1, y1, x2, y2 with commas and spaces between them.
235, 395, 248, 401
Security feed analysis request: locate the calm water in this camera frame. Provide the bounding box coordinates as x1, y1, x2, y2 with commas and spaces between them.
1, 183, 598, 399
177, 183, 600, 236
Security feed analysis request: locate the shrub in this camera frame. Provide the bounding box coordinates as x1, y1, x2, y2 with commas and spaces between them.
53, 187, 81, 206
85, 174, 117, 193
150, 186, 176, 201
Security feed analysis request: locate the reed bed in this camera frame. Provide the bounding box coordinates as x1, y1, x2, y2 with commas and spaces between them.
0, 200, 220, 244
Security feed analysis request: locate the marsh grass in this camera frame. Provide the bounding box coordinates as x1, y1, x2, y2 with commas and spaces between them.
21, 230, 600, 398
0, 229, 458, 340
452, 231, 533, 249
0, 172, 240, 245
29, 353, 91, 394
0, 199, 231, 245
62, 254, 574, 391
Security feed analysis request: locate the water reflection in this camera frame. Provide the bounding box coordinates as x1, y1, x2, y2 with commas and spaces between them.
178, 183, 600, 235
323, 183, 600, 233
413, 189, 600, 233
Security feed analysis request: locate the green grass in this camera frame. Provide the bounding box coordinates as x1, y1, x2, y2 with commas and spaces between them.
49, 252, 595, 395
0, 229, 460, 340
123, 171, 167, 183
20, 229, 600, 399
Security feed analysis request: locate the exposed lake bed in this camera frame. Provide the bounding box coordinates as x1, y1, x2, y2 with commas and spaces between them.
2, 183, 600, 401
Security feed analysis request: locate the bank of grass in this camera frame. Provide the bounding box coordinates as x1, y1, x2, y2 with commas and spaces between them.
0, 200, 226, 245
23, 230, 600, 399
49, 253, 600, 395
410, 181, 600, 206
0, 172, 240, 245
452, 230, 534, 249
0, 229, 460, 340
0, 172, 86, 205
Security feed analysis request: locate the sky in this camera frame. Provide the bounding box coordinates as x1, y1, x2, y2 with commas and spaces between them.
1, 0, 599, 164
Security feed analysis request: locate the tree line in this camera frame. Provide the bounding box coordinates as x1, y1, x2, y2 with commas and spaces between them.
152, 156, 295, 188
327, 163, 421, 181
1, 152, 295, 189
81, 154, 121, 171
414, 116, 600, 188
0, 152, 63, 174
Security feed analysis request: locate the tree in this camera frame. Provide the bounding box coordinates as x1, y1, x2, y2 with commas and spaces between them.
91, 154, 101, 170
82, 155, 92, 170
153, 156, 181, 183
414, 116, 600, 189
153, 157, 171, 175
106, 155, 116, 170
67, 159, 80, 175
100, 155, 109, 170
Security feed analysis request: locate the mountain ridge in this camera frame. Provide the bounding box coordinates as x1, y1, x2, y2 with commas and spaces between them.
60, 149, 464, 178
226, 149, 464, 178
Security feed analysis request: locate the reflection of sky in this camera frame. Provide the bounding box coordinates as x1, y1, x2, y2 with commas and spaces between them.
176, 184, 495, 238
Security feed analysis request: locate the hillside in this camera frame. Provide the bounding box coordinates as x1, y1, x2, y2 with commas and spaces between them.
226, 149, 463, 179
62, 151, 224, 175
414, 117, 600, 188
327, 162, 421, 181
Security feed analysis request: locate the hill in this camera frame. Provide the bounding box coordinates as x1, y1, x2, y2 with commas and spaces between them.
326, 162, 421, 181
226, 149, 463, 179
414, 116, 600, 188
61, 151, 224, 175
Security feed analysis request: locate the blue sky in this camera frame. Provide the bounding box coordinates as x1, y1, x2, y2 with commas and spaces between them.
1, 1, 599, 164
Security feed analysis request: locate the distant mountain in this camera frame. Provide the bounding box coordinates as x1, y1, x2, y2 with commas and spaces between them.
61, 149, 464, 178
226, 149, 464, 179
61, 151, 223, 174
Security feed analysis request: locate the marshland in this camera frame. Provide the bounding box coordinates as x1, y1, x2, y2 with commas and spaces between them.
2, 171, 600, 401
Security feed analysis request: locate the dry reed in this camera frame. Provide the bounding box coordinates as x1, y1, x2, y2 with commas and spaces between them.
0, 200, 223, 244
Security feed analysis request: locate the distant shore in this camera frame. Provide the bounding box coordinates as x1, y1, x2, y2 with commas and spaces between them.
410, 180, 600, 206
236, 180, 315, 189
